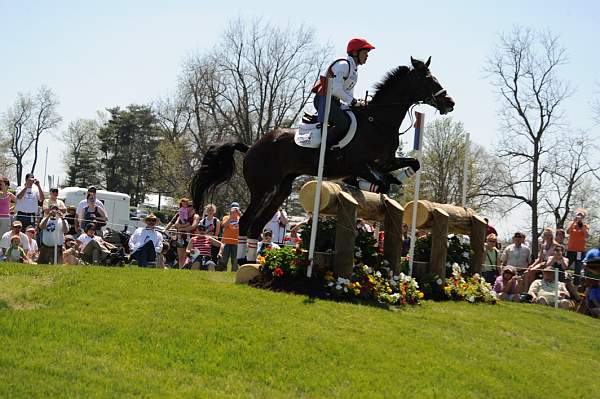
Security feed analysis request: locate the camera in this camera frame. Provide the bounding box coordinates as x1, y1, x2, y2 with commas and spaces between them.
578, 221, 583, 228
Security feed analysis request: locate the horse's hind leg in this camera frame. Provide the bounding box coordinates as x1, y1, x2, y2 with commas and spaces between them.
236, 189, 273, 265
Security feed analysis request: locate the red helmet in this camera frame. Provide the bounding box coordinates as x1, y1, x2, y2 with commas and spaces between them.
347, 38, 375, 54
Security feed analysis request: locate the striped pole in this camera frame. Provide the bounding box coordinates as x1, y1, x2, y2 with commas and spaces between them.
408, 111, 425, 277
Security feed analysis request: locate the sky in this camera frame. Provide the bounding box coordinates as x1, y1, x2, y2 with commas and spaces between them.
1, 0, 598, 238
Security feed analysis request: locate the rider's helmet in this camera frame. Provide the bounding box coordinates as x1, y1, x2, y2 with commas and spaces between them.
346, 38, 375, 55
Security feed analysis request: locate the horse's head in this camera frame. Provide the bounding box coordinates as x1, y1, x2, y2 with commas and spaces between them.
409, 57, 455, 114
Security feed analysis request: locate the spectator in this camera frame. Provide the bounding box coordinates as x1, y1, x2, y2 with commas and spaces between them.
545, 244, 569, 282
166, 198, 200, 268
257, 228, 280, 257
25, 226, 39, 262
63, 206, 78, 236
1, 221, 29, 255
265, 207, 288, 245
401, 223, 410, 257
128, 214, 163, 267
185, 225, 222, 270
62, 235, 81, 265
566, 208, 589, 284
78, 193, 108, 232
528, 266, 571, 309
156, 241, 170, 269
77, 223, 115, 265
523, 229, 558, 288
199, 203, 221, 260
581, 276, 600, 318
500, 231, 531, 270
4, 235, 29, 263
482, 234, 500, 283
492, 266, 520, 301
38, 205, 69, 264
0, 177, 16, 237
218, 205, 241, 272
356, 218, 374, 234
75, 186, 105, 216
15, 173, 44, 229
42, 187, 66, 216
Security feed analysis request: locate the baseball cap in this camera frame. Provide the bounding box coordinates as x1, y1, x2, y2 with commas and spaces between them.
12, 220, 22, 227
230, 202, 240, 209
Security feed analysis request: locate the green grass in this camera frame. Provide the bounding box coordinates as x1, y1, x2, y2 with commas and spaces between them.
0, 264, 598, 398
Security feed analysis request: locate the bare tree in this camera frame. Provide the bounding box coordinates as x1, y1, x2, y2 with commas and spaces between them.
63, 119, 103, 188
2, 86, 61, 185
542, 132, 600, 229
483, 27, 572, 257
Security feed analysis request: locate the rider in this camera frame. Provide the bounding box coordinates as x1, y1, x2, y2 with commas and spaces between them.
313, 37, 375, 148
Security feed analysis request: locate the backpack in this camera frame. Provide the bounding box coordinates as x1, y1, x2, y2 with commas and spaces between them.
311, 58, 352, 96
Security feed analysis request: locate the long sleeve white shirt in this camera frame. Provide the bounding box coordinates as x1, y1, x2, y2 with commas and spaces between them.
129, 227, 163, 254
329, 56, 358, 105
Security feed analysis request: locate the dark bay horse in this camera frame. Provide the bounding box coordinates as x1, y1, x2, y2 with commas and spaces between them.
191, 57, 455, 261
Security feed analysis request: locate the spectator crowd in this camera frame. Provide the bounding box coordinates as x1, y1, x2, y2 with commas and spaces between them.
1, 173, 598, 318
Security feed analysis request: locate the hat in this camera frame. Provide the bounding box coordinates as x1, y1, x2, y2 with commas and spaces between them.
12, 220, 22, 227
50, 187, 59, 193
262, 228, 273, 235
230, 202, 240, 209
144, 214, 158, 222
87, 186, 97, 192
502, 266, 516, 275
26, 226, 36, 232
67, 205, 76, 211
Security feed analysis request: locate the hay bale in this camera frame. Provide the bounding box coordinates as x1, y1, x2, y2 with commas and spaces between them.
235, 264, 261, 284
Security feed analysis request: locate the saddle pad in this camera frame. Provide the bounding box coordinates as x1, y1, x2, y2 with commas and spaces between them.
294, 111, 357, 149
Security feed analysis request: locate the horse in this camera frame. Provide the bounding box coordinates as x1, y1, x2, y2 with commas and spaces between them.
191, 57, 455, 262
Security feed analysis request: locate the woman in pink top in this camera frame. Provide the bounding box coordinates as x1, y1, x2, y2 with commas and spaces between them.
0, 177, 16, 237
493, 266, 521, 302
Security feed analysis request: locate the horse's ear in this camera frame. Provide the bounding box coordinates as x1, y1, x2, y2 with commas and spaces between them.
425, 56, 431, 68
410, 56, 417, 67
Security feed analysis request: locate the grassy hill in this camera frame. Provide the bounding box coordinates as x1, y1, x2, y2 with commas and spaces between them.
1, 264, 598, 398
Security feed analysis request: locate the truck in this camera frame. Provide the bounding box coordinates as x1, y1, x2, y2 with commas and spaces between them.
58, 187, 132, 232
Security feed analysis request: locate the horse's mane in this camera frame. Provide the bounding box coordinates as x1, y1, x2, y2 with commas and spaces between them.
371, 66, 411, 103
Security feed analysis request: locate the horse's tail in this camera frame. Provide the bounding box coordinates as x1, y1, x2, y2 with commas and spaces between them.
190, 142, 249, 213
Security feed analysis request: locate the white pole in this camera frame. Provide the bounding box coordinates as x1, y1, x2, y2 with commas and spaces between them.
53, 217, 60, 265
461, 133, 470, 208
307, 78, 333, 278
408, 112, 425, 277
554, 268, 559, 309
43, 147, 48, 190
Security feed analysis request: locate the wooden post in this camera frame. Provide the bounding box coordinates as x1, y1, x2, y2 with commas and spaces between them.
334, 191, 358, 277
430, 208, 449, 278
382, 195, 404, 274
470, 215, 487, 274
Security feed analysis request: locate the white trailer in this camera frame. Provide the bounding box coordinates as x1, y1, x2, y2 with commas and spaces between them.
59, 187, 132, 232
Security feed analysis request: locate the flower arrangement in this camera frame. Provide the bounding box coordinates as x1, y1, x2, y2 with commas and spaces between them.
413, 233, 472, 277
325, 264, 423, 306
422, 264, 497, 304
259, 246, 309, 280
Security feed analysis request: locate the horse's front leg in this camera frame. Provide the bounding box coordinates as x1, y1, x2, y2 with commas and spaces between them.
379, 157, 420, 174
349, 163, 392, 194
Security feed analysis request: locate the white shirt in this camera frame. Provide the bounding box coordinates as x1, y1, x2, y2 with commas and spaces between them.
330, 56, 358, 105
129, 227, 163, 254
27, 238, 38, 256
41, 217, 69, 246
1, 231, 29, 251
265, 210, 288, 244
77, 233, 104, 250
16, 186, 41, 213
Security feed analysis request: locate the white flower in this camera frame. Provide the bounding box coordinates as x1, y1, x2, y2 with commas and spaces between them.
355, 251, 361, 257
462, 251, 469, 258
436, 278, 443, 285
328, 282, 334, 287
382, 260, 390, 266
343, 287, 348, 293
335, 285, 342, 290
467, 295, 475, 303
375, 271, 382, 278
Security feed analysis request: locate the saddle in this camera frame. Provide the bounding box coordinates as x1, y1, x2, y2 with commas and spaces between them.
294, 110, 358, 149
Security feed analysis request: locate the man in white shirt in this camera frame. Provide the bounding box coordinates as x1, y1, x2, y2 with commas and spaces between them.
264, 208, 288, 245
313, 37, 374, 148
0, 221, 30, 255
501, 231, 531, 270
77, 223, 114, 265
129, 214, 163, 267
15, 173, 45, 228
38, 205, 70, 264
75, 186, 106, 218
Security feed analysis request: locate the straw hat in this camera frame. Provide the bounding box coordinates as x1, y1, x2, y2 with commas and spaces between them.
144, 213, 158, 223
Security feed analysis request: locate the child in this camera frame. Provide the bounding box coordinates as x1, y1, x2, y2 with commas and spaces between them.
185, 226, 222, 270
5, 235, 29, 263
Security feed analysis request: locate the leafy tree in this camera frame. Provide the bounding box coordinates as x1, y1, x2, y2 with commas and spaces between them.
98, 105, 161, 205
